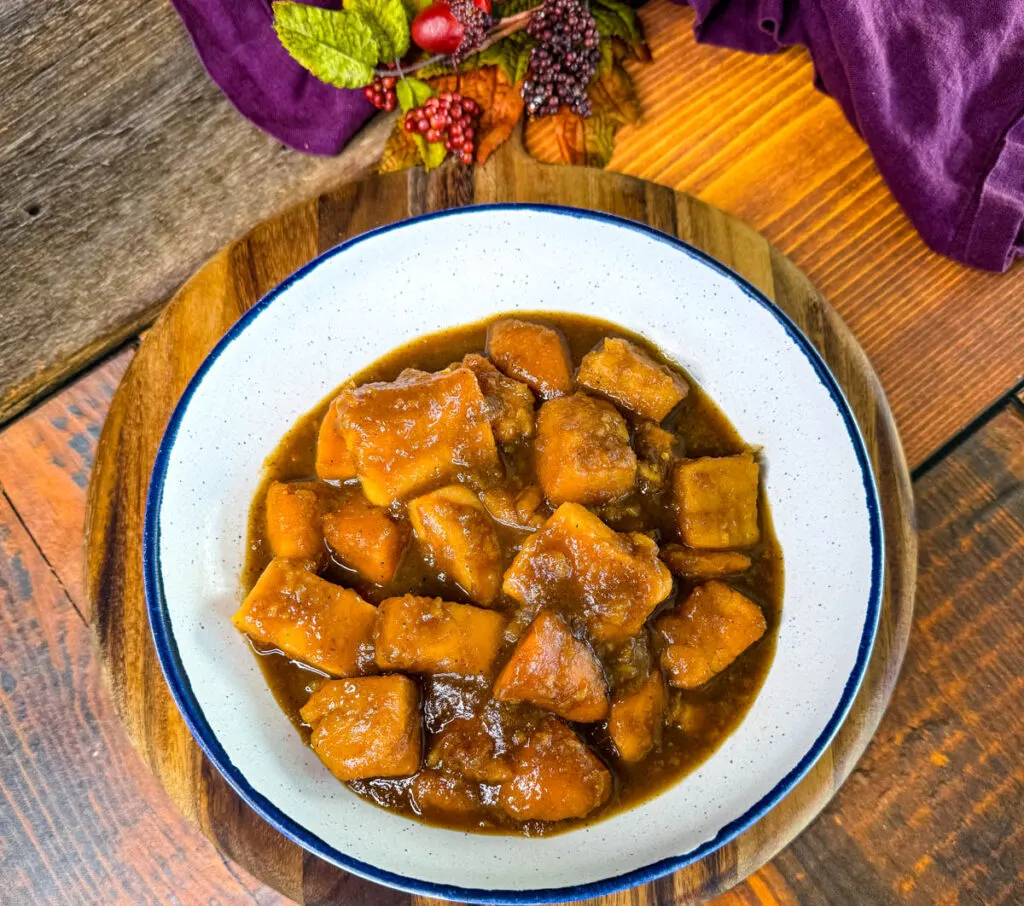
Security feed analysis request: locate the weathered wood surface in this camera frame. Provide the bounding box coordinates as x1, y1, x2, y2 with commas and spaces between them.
0, 0, 391, 426
2, 0, 1021, 470
2, 355, 1020, 904
80, 153, 916, 905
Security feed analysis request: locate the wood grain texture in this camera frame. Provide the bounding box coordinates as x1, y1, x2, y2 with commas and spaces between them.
3, 0, 1021, 470
0, 0, 392, 426
83, 151, 917, 905
0, 489, 288, 906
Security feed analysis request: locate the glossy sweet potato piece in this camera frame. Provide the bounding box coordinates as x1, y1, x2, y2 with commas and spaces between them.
300, 676, 421, 781
502, 503, 673, 643
535, 393, 637, 505
264, 480, 330, 569
426, 715, 513, 783
407, 485, 502, 606
333, 367, 502, 506
499, 717, 611, 821
411, 770, 485, 816
493, 611, 609, 722
673, 453, 760, 549
660, 543, 752, 579
322, 491, 408, 585
460, 353, 536, 444
486, 319, 574, 399
315, 398, 358, 481
233, 558, 376, 675
479, 486, 547, 529
374, 595, 507, 676
577, 337, 688, 421
608, 671, 665, 762
655, 581, 767, 689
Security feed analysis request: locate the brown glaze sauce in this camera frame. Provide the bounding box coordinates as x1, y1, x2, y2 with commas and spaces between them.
241, 312, 783, 836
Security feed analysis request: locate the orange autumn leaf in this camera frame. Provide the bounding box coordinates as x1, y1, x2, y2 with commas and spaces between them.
427, 67, 524, 166
379, 116, 423, 174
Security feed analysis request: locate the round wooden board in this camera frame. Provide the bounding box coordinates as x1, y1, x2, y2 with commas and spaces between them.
85, 138, 916, 906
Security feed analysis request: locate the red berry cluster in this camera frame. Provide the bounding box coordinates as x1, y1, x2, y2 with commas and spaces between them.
363, 75, 397, 111
404, 92, 481, 164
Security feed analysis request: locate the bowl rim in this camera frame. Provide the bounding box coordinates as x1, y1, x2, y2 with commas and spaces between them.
143, 203, 884, 905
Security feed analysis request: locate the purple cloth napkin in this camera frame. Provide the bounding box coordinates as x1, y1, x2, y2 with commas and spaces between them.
171, 0, 374, 154
685, 0, 1024, 272
171, 0, 1024, 271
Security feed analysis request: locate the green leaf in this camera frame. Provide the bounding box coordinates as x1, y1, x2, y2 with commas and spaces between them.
344, 0, 410, 61
494, 0, 539, 15
591, 0, 640, 41
273, 2, 379, 88
395, 78, 447, 171
463, 31, 534, 84
395, 76, 435, 111
595, 36, 614, 79
415, 57, 455, 79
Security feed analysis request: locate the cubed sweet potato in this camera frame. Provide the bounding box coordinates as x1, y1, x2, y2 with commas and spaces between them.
407, 485, 502, 606
673, 453, 760, 549
233, 558, 377, 675
300, 676, 421, 781
503, 503, 673, 643
479, 486, 547, 529
498, 717, 611, 821
315, 398, 358, 481
660, 543, 752, 579
655, 580, 767, 689
374, 595, 508, 676
460, 353, 536, 444
426, 715, 513, 783
333, 367, 502, 506
411, 770, 485, 817
493, 611, 609, 721
608, 671, 665, 762
486, 319, 574, 399
322, 490, 409, 585
265, 480, 327, 569
535, 393, 637, 505
577, 337, 688, 420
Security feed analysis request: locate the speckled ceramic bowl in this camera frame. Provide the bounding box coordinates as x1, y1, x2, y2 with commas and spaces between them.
144, 205, 882, 904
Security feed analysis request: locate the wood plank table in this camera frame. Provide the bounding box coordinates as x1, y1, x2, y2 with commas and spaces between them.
0, 1, 1021, 904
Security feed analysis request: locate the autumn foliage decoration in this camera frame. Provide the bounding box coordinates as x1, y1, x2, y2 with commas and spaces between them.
272, 0, 649, 171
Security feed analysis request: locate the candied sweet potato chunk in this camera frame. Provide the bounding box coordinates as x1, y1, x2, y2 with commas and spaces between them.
608, 671, 665, 762
300, 676, 421, 781
374, 595, 507, 676
660, 543, 752, 579
486, 319, 574, 399
233, 558, 376, 675
499, 717, 611, 821
265, 480, 327, 569
460, 353, 536, 444
333, 367, 501, 506
655, 581, 767, 689
480, 486, 547, 529
316, 398, 358, 481
577, 337, 688, 421
535, 393, 637, 505
493, 611, 608, 722
407, 485, 503, 606
503, 503, 673, 643
674, 453, 760, 549
411, 770, 485, 817
322, 491, 408, 585
426, 715, 513, 783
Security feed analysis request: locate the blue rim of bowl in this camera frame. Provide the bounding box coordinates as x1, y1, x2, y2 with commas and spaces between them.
144, 203, 884, 905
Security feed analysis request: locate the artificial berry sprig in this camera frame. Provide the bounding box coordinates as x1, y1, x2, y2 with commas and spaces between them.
522, 0, 601, 117
363, 74, 398, 111
404, 92, 481, 164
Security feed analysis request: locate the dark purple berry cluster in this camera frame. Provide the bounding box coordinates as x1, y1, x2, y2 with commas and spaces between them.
522, 0, 601, 117
448, 0, 495, 60
363, 74, 397, 111
404, 92, 482, 164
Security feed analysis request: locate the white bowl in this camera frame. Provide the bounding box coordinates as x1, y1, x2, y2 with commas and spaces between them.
144, 205, 882, 904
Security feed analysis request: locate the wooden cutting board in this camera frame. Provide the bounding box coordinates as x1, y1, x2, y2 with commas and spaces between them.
85, 135, 916, 906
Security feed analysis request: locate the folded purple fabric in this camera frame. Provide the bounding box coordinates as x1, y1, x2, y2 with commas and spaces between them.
171, 0, 1023, 270
171, 0, 374, 155
686, 0, 1024, 272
